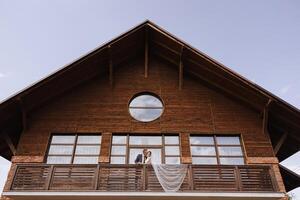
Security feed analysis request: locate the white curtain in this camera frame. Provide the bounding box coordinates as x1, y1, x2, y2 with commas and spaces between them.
152, 164, 188, 192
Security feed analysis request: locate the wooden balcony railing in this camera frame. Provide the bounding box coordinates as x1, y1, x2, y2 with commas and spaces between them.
10, 164, 278, 192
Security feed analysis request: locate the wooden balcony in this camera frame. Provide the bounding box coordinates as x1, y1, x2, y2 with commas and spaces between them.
8, 164, 278, 193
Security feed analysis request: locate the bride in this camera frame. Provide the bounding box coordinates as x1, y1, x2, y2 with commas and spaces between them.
144, 150, 152, 164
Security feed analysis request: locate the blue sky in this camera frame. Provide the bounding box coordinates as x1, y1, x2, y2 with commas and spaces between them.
0, 0, 299, 198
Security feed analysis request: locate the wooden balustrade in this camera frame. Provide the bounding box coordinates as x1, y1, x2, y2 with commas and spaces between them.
10, 164, 277, 192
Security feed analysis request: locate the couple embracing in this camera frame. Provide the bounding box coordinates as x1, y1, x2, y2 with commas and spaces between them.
134, 148, 152, 164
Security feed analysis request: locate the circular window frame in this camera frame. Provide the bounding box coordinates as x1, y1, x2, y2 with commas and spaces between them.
128, 92, 164, 123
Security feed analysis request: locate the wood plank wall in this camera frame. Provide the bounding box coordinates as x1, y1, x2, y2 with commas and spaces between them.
15, 56, 274, 161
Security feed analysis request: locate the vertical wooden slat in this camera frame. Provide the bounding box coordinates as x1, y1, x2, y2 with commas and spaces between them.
108, 45, 113, 87
179, 46, 184, 90
262, 99, 272, 136
94, 164, 100, 190
188, 164, 194, 191
144, 164, 148, 191
45, 165, 54, 190
234, 166, 242, 191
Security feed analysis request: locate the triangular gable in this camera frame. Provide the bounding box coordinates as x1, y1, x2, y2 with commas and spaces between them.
0, 20, 299, 168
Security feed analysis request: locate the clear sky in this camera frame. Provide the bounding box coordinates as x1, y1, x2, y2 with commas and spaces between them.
0, 0, 299, 198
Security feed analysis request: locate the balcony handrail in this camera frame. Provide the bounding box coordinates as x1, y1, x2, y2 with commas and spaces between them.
10, 163, 278, 192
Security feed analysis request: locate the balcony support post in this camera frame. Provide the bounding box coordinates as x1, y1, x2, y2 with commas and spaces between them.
94, 164, 100, 190
45, 165, 54, 190
188, 164, 194, 191
142, 164, 147, 191
234, 166, 242, 191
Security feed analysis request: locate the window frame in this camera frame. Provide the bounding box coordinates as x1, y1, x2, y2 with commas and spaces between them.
110, 134, 181, 164
189, 134, 246, 165
128, 92, 164, 123
45, 133, 102, 164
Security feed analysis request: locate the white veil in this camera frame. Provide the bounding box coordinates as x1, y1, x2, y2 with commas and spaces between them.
152, 164, 188, 192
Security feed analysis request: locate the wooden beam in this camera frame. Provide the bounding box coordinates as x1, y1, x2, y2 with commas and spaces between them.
108, 45, 113, 87
149, 23, 276, 100
179, 46, 184, 90
153, 40, 181, 56
155, 38, 268, 101
145, 28, 149, 78
262, 99, 272, 136
153, 51, 263, 112
1, 131, 17, 155
274, 132, 288, 155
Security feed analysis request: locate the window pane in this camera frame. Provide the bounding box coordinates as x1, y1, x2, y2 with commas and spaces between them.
129, 149, 143, 164
216, 136, 240, 145
218, 146, 243, 156
77, 135, 101, 144
110, 156, 126, 164
111, 146, 126, 155
129, 148, 161, 164
47, 156, 72, 164
190, 136, 214, 145
191, 146, 216, 156
130, 95, 163, 107
48, 145, 73, 155
192, 157, 217, 165
129, 136, 162, 145
73, 156, 98, 164
51, 135, 75, 144
165, 157, 180, 164
165, 146, 180, 156
112, 136, 127, 144
165, 136, 179, 144
220, 157, 244, 165
75, 145, 100, 155
129, 108, 163, 122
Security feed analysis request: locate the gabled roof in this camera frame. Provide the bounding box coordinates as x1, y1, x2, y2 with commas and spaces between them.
0, 20, 299, 190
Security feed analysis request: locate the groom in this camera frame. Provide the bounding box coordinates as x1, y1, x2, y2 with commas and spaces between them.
134, 148, 148, 164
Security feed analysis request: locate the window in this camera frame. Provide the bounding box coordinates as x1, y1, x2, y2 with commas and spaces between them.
46, 134, 101, 164
110, 135, 180, 164
128, 93, 163, 122
190, 135, 244, 165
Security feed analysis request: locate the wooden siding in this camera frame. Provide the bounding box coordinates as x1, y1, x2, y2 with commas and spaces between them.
16, 56, 274, 160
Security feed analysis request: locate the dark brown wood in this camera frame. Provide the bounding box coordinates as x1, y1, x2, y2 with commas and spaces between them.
179, 46, 184, 90
263, 99, 272, 136
0, 21, 294, 194
17, 98, 28, 130
94, 164, 100, 190
45, 165, 54, 190
1, 132, 17, 156
234, 165, 242, 190
0, 22, 299, 174
108, 45, 113, 87
188, 164, 194, 190
274, 132, 288, 155
145, 28, 149, 78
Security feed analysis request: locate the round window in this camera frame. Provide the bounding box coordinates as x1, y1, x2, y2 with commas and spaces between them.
129, 93, 163, 122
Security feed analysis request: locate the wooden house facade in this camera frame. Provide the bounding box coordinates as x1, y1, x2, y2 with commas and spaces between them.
0, 21, 299, 200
